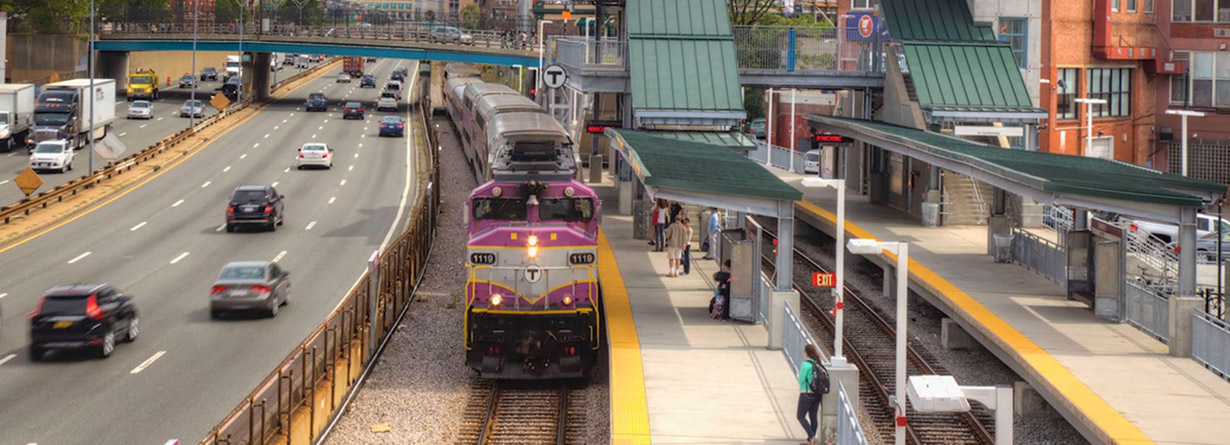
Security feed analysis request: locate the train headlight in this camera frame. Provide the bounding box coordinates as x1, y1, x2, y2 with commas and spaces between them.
527, 235, 538, 247
527, 245, 539, 259
564, 186, 575, 197
491, 186, 502, 197
490, 294, 502, 306
563, 295, 573, 306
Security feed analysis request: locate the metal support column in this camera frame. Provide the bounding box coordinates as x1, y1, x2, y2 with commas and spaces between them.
1179, 208, 1198, 297
776, 200, 794, 291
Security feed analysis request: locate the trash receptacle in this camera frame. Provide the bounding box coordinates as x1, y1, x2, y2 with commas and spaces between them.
922, 202, 939, 227
993, 234, 1013, 263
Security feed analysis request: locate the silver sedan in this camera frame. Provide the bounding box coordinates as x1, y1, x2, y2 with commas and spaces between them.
127, 100, 153, 119
180, 99, 205, 118
209, 261, 291, 318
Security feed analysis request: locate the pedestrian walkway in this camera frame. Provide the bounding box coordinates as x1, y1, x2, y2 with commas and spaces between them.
768, 167, 1230, 445
598, 208, 811, 444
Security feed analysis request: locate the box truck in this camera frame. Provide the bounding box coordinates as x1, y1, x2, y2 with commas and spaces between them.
30, 79, 117, 151
343, 57, 365, 77
0, 84, 36, 152
225, 55, 242, 80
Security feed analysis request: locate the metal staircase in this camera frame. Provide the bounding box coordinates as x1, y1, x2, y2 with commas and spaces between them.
941, 170, 991, 225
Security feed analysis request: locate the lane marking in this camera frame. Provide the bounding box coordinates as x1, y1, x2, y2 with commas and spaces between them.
289, 113, 295, 116
311, 134, 317, 139
172, 199, 184, 207
216, 224, 226, 232
0, 293, 6, 299
273, 125, 280, 130
68, 251, 91, 264
318, 126, 324, 130
283, 119, 288, 123
157, 117, 163, 121
240, 153, 247, 159
328, 196, 336, 204
119, 132, 128, 137
129, 351, 167, 374
283, 167, 290, 173
357, 143, 362, 148
305, 221, 316, 231
139, 124, 148, 128
223, 166, 231, 172
271, 181, 279, 188
272, 250, 287, 262
169, 252, 190, 264
0, 180, 8, 185
264, 133, 270, 138
354, 153, 359, 159
348, 165, 354, 171
4, 153, 13, 157
200, 181, 211, 188
130, 221, 147, 231
339, 179, 346, 186
0, 354, 15, 367
253, 143, 260, 148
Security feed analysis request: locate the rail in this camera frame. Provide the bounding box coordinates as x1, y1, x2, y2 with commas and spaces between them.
1010, 228, 1067, 287
731, 25, 881, 73
199, 77, 439, 445
748, 142, 806, 174
0, 57, 335, 227
1126, 224, 1179, 288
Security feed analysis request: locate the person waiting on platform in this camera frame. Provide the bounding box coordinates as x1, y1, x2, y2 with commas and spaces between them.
707, 207, 722, 261
651, 200, 668, 252
709, 259, 732, 319
663, 216, 691, 277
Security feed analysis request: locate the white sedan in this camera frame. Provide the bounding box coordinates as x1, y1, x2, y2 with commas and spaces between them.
296, 143, 333, 169
127, 100, 154, 119
29, 140, 74, 173
337, 73, 352, 83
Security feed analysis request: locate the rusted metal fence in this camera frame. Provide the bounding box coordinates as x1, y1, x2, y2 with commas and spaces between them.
200, 98, 439, 445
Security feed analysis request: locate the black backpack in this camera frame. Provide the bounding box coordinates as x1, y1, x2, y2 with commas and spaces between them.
808, 359, 831, 395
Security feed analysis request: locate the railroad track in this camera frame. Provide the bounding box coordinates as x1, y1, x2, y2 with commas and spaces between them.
759, 224, 995, 445
457, 379, 583, 445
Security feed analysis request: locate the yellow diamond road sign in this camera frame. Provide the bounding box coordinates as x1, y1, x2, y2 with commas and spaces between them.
14, 167, 43, 197
210, 93, 231, 111
49, 72, 61, 83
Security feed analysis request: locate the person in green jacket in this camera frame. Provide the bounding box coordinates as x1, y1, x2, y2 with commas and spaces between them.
797, 344, 823, 445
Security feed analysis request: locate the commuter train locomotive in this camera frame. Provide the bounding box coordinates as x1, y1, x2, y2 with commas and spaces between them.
447, 68, 602, 379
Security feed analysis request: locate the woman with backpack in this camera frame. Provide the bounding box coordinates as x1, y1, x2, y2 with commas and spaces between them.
797, 344, 826, 445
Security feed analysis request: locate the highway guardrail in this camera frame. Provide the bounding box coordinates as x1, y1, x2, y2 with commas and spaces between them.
0, 57, 338, 227
199, 85, 440, 445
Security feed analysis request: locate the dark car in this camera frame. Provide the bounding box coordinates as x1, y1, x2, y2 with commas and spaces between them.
29, 284, 139, 360
366, 57, 377, 63
390, 70, 405, 82
379, 115, 405, 137
305, 93, 328, 112
226, 184, 285, 232
201, 67, 219, 81
343, 102, 365, 120
360, 75, 377, 89
215, 83, 241, 101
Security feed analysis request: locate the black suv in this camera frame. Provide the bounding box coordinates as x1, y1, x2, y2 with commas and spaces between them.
391, 70, 405, 82
29, 284, 139, 360
305, 93, 328, 112
360, 75, 377, 89
343, 102, 364, 120
226, 184, 286, 232
201, 67, 219, 81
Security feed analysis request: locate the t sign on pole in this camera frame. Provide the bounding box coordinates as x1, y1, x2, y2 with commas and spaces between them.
543, 64, 567, 89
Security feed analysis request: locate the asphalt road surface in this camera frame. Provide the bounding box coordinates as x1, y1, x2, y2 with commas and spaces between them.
0, 64, 315, 206
0, 58, 420, 444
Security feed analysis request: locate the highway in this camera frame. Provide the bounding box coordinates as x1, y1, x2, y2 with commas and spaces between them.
0, 58, 420, 444
0, 64, 314, 206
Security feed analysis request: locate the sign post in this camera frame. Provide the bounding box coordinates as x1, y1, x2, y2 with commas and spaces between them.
543, 64, 567, 89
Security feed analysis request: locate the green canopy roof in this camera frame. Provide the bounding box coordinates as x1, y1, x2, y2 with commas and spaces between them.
607, 129, 802, 202
651, 131, 758, 151
904, 41, 1041, 113
625, 0, 743, 116
809, 115, 1226, 208
880, 0, 997, 41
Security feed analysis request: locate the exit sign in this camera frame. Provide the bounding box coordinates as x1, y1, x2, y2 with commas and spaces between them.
812, 272, 836, 288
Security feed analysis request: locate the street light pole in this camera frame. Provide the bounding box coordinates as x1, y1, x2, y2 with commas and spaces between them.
789, 88, 797, 172
1165, 109, 1207, 176
847, 239, 909, 445
190, 0, 199, 128
537, 20, 553, 96
1073, 98, 1106, 158
88, 0, 95, 173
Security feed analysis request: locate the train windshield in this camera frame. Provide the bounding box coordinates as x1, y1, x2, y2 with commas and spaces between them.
538, 198, 594, 222
472, 198, 527, 220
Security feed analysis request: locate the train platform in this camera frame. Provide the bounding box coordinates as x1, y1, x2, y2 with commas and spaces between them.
766, 167, 1230, 445
596, 201, 810, 444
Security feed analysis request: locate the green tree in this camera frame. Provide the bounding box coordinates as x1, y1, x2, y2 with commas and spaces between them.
460, 4, 480, 29
727, 0, 777, 26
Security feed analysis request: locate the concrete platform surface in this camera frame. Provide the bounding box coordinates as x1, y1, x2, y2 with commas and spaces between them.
770, 167, 1230, 445
602, 212, 812, 444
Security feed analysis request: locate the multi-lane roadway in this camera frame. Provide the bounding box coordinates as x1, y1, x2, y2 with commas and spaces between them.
0, 64, 315, 205
0, 58, 420, 444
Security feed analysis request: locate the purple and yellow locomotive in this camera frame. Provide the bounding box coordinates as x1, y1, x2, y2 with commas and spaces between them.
449, 69, 602, 379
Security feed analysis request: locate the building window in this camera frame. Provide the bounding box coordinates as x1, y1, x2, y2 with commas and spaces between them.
1175, 0, 1230, 21
1087, 68, 1131, 118
1128, 0, 1137, 12
1172, 73, 1190, 105
1057, 68, 1079, 120
850, 0, 880, 9
998, 18, 1027, 68
1146, 0, 1154, 13
1112, 0, 1120, 11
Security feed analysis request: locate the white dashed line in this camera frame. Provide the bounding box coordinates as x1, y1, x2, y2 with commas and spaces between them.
283, 167, 290, 173
4, 153, 12, 157
290, 112, 295, 116
129, 351, 167, 374
273, 125, 279, 130
118, 132, 128, 137
264, 133, 270, 138
328, 196, 336, 204
318, 126, 323, 130
157, 117, 163, 121
216, 224, 226, 232
283, 119, 288, 123
272, 250, 287, 262
348, 165, 354, 171
68, 252, 92, 264
0, 293, 6, 299
139, 124, 148, 128
200, 181, 211, 188
0, 354, 15, 367
169, 252, 190, 264
339, 179, 346, 186
305, 221, 317, 231
223, 166, 231, 172
172, 199, 184, 207
0, 180, 8, 185
240, 153, 248, 159
253, 143, 260, 148
311, 134, 317, 139
271, 181, 279, 187
130, 221, 147, 231
357, 143, 363, 148
354, 153, 359, 158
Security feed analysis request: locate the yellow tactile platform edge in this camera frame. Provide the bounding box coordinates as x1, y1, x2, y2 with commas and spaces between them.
795, 200, 1153, 445
597, 228, 652, 445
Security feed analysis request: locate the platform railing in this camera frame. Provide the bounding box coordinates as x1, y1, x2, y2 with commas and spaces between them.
1011, 228, 1066, 287
835, 381, 869, 445
98, 21, 541, 52
749, 142, 806, 174
1192, 309, 1230, 380
783, 300, 868, 445
554, 37, 628, 71
732, 25, 880, 73
1125, 281, 1171, 343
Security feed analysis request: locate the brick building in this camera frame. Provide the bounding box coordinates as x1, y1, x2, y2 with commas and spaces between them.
1156, 0, 1230, 183
172, 0, 216, 27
